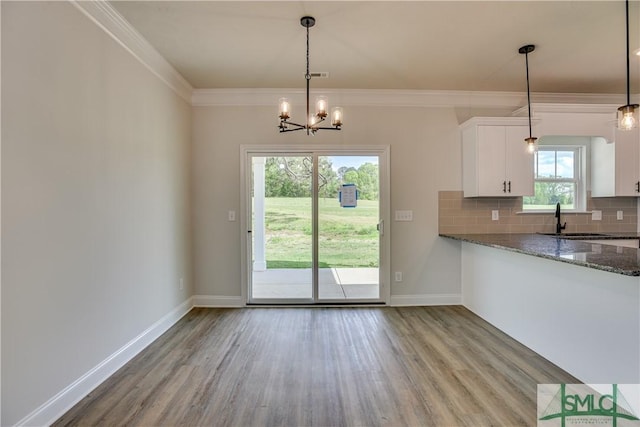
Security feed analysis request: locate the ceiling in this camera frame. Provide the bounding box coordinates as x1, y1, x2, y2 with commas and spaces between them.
110, 1, 640, 95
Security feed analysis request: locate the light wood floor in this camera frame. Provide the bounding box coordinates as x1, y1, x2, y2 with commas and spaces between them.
54, 306, 577, 426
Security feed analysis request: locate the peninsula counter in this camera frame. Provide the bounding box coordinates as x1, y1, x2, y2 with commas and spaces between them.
440, 233, 640, 384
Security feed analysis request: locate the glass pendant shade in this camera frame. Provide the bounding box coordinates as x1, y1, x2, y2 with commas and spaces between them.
525, 137, 537, 153
617, 104, 639, 130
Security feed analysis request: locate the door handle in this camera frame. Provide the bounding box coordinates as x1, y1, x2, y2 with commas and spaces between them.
377, 220, 384, 236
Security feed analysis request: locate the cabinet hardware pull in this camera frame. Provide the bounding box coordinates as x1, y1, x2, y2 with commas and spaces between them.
636, 181, 639, 193
508, 181, 511, 193
503, 181, 506, 193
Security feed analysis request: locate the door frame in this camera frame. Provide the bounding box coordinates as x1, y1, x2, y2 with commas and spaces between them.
239, 144, 391, 305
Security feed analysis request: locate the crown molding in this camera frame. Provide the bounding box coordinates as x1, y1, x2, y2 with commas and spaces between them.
70, 0, 193, 103
192, 88, 632, 109
513, 103, 621, 116
66, 0, 638, 110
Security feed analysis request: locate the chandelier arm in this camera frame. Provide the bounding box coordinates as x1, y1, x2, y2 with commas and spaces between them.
312, 126, 342, 131
279, 127, 307, 133
281, 120, 307, 128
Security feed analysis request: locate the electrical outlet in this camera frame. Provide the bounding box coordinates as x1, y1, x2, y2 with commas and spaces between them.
394, 272, 403, 282
491, 210, 499, 221
179, 278, 184, 290
228, 210, 236, 221
592, 210, 602, 221
617, 210, 624, 220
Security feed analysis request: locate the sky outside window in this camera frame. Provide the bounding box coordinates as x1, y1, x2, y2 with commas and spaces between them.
536, 150, 574, 178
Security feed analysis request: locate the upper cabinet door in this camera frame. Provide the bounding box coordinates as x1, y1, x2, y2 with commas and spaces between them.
476, 125, 508, 197
592, 128, 640, 197
505, 125, 534, 197
614, 129, 640, 196
461, 118, 534, 197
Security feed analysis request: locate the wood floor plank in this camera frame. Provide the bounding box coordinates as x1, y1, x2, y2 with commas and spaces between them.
53, 306, 578, 426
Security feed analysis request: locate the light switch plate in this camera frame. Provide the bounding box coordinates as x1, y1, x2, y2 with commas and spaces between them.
491, 210, 499, 221
617, 210, 624, 220
228, 210, 236, 221
395, 210, 413, 221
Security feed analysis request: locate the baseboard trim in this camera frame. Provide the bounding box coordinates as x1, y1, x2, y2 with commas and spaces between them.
17, 297, 194, 427
193, 295, 245, 307
390, 294, 462, 306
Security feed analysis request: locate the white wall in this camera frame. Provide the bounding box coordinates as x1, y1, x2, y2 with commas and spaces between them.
192, 104, 462, 304
1, 2, 192, 425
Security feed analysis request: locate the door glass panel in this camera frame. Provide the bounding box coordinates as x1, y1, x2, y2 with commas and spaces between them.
318, 156, 380, 300
250, 156, 312, 300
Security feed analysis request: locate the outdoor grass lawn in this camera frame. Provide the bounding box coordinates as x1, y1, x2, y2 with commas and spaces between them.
259, 197, 379, 268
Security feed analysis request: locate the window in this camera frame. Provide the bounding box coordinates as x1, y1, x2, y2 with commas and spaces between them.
523, 146, 584, 211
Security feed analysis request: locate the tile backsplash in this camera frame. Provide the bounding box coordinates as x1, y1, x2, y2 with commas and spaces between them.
438, 191, 638, 234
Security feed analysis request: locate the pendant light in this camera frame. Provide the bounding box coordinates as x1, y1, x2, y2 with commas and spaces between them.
278, 16, 343, 135
618, 0, 639, 130
519, 44, 537, 153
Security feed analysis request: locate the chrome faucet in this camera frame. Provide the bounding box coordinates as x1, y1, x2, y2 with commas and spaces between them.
555, 202, 566, 234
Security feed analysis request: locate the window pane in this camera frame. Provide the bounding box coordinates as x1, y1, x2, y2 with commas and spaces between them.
523, 182, 575, 210
537, 151, 556, 178
556, 151, 575, 179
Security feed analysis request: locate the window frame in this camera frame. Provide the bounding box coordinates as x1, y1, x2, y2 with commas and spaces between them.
523, 145, 586, 213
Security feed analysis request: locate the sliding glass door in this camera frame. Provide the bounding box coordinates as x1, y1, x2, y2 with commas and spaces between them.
249, 155, 313, 300
243, 147, 388, 305
317, 155, 380, 301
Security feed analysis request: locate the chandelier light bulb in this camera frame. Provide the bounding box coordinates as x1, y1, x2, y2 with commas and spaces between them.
331, 107, 343, 127
316, 96, 328, 118
279, 98, 290, 120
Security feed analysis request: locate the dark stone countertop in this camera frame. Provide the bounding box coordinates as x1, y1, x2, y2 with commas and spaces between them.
439, 233, 640, 276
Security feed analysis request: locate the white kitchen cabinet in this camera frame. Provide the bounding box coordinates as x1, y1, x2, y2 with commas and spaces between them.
591, 128, 640, 197
461, 118, 534, 197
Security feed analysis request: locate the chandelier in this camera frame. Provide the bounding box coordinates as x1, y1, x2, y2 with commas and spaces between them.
278, 16, 343, 135
617, 0, 638, 130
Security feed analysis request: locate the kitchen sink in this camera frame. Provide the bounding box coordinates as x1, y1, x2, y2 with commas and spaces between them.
538, 232, 609, 237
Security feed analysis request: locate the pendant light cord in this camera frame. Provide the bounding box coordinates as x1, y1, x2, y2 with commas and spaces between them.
306, 23, 311, 134
525, 51, 533, 139
626, 0, 631, 106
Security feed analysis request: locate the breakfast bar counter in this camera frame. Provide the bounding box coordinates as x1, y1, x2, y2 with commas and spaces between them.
440, 232, 640, 384
439, 233, 640, 276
